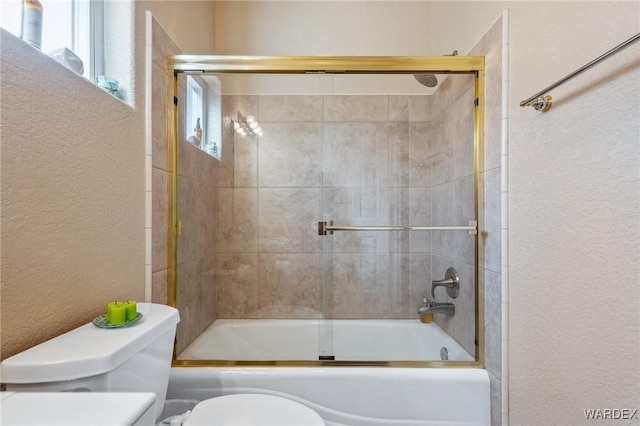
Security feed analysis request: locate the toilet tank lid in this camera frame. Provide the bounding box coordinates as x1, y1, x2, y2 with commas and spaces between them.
0, 303, 180, 384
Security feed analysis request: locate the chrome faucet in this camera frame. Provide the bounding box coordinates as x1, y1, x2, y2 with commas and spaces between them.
418, 267, 461, 318
418, 298, 455, 317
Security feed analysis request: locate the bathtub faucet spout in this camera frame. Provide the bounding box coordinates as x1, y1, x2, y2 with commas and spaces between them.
418, 299, 455, 317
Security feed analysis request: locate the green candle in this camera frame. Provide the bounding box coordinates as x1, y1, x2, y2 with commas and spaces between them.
106, 302, 127, 325
125, 300, 137, 321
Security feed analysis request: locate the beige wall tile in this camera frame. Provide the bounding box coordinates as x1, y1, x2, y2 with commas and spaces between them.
196, 182, 217, 273
389, 253, 411, 318
217, 116, 235, 188
217, 254, 259, 318
451, 88, 475, 181
450, 175, 475, 266
152, 63, 170, 172
258, 123, 323, 187
484, 168, 501, 273
429, 74, 474, 120
324, 95, 388, 122
408, 253, 432, 308
258, 253, 321, 317
233, 134, 258, 187
324, 122, 389, 188
408, 187, 432, 253
217, 188, 258, 253
430, 111, 454, 186
222, 95, 258, 187
324, 187, 390, 254
177, 176, 198, 264
389, 95, 409, 121
409, 95, 431, 122
259, 95, 322, 122
152, 167, 171, 271
331, 253, 390, 318
175, 260, 199, 353
152, 268, 171, 305
483, 45, 502, 172
258, 188, 322, 253
152, 17, 180, 70
389, 121, 410, 187
409, 122, 432, 187
485, 269, 502, 378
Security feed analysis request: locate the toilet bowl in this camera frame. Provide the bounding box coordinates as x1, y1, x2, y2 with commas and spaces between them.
181, 394, 324, 426
0, 303, 325, 426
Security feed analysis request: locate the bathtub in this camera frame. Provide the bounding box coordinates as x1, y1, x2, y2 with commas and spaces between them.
177, 319, 474, 361
168, 320, 489, 425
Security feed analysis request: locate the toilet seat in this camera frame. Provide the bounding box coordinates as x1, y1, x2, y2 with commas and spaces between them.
182, 394, 325, 426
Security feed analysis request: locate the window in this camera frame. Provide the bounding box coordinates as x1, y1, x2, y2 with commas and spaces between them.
186, 76, 205, 145
185, 75, 222, 160
0, 0, 104, 80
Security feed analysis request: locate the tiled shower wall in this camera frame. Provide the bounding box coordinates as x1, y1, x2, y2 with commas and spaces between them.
216, 89, 479, 327
175, 73, 220, 354
471, 17, 504, 426
150, 17, 177, 308
427, 74, 477, 356
150, 18, 220, 355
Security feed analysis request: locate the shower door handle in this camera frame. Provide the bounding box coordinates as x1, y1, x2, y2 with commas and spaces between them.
317, 221, 477, 235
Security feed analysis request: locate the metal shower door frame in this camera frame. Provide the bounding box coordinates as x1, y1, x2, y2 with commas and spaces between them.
168, 55, 485, 368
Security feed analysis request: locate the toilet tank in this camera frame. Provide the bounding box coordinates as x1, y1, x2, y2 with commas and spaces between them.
0, 303, 179, 421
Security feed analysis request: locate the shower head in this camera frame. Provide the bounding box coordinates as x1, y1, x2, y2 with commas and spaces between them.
413, 74, 438, 87
413, 50, 458, 88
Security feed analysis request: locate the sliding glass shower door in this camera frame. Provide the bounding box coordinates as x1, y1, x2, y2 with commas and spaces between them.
317, 73, 479, 362
170, 56, 484, 366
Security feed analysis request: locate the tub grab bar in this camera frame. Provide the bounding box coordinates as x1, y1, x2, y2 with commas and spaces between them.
318, 221, 477, 235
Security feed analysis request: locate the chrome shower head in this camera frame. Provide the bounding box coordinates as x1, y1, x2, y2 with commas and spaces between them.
413, 50, 458, 88
413, 74, 438, 87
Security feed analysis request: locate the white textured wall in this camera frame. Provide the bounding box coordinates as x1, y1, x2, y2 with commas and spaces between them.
0, 30, 144, 359
0, 1, 216, 360
214, 1, 431, 55
432, 1, 640, 423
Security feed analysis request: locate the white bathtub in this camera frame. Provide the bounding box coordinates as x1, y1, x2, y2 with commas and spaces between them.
169, 320, 489, 425
167, 367, 490, 425
177, 319, 474, 361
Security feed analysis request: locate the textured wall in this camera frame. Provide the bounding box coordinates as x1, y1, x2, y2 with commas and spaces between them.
432, 2, 640, 424
0, 1, 216, 360
0, 30, 144, 359
214, 1, 431, 56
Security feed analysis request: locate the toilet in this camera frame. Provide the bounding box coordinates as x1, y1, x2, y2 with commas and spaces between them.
0, 303, 324, 426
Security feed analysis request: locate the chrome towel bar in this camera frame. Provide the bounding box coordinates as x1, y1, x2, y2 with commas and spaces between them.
318, 221, 477, 235
520, 32, 640, 112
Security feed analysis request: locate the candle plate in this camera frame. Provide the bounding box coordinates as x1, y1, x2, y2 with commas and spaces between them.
92, 312, 143, 329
